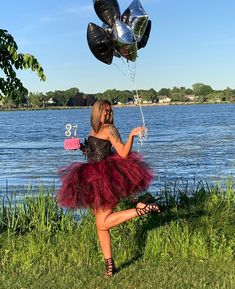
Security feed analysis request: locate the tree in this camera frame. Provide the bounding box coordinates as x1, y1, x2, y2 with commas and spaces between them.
192, 83, 213, 96
148, 88, 158, 102
0, 29, 46, 103
102, 89, 119, 104
66, 87, 79, 98
28, 92, 48, 107
72, 92, 86, 106
86, 94, 96, 106
185, 88, 194, 95
116, 90, 133, 103
222, 87, 235, 102
52, 90, 70, 106
158, 88, 171, 97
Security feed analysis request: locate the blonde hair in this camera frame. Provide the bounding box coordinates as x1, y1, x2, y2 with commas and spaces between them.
91, 100, 114, 133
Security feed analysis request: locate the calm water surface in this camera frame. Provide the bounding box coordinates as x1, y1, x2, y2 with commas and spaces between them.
0, 104, 234, 196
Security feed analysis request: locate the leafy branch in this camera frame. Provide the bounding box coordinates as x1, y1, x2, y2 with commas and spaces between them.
0, 29, 46, 103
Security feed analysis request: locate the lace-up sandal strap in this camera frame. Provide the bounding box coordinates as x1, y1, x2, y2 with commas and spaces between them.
104, 257, 115, 277
136, 203, 160, 217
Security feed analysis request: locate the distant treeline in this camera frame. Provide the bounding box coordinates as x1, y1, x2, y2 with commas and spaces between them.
1, 83, 235, 108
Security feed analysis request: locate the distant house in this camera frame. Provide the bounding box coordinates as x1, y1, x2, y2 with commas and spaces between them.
142, 100, 152, 104
185, 95, 196, 101
158, 95, 171, 103
133, 96, 143, 104
46, 98, 55, 105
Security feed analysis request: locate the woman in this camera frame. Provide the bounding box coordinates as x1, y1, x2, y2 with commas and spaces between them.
57, 99, 160, 277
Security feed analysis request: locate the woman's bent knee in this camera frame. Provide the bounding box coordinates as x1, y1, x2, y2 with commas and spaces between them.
95, 208, 113, 231
96, 221, 109, 231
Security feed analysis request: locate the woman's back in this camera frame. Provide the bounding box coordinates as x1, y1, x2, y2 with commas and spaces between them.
87, 136, 112, 162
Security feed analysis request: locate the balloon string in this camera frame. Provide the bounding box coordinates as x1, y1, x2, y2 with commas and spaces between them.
127, 61, 145, 126
127, 61, 148, 148
113, 56, 148, 149
112, 62, 129, 79
134, 89, 146, 127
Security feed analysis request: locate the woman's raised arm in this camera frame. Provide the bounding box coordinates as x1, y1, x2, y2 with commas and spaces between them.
106, 124, 144, 158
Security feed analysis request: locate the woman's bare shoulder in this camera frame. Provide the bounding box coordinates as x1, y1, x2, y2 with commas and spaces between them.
89, 125, 111, 140
105, 124, 122, 142
102, 124, 116, 133
89, 128, 95, 136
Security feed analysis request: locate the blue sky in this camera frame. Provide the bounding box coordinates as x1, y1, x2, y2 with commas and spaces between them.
1, 0, 235, 94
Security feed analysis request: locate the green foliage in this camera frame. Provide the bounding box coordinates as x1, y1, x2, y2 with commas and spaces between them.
26, 88, 80, 107
0, 186, 77, 236
1, 82, 235, 109
222, 87, 235, 102
0, 178, 234, 288
137, 88, 157, 102
0, 29, 46, 104
171, 94, 190, 102
102, 89, 119, 103
50, 90, 70, 106
170, 86, 190, 102
158, 87, 171, 97
192, 82, 213, 96
27, 92, 49, 107
116, 89, 133, 103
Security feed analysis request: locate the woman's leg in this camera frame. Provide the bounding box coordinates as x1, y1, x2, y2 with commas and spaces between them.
95, 207, 139, 276
95, 204, 148, 258
94, 202, 160, 276
95, 207, 138, 232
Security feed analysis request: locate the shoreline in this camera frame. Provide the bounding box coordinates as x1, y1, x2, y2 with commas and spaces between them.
0, 100, 234, 112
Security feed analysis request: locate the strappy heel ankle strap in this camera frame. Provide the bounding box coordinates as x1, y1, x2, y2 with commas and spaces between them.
136, 202, 160, 217
104, 257, 116, 277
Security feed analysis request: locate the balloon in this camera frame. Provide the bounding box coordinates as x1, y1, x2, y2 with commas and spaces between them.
102, 23, 112, 39
112, 19, 137, 62
102, 24, 121, 58
93, 0, 120, 26
113, 49, 121, 58
121, 0, 148, 42
87, 22, 114, 65
138, 19, 151, 49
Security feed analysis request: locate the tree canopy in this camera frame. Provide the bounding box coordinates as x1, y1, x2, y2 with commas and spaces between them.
192, 83, 213, 96
0, 29, 46, 104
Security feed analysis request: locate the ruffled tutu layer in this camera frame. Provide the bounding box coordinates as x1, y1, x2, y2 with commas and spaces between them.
57, 152, 153, 210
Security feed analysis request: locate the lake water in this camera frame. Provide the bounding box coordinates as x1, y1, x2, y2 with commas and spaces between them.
0, 103, 234, 196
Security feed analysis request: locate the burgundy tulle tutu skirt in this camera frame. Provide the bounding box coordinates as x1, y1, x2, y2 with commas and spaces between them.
57, 153, 153, 210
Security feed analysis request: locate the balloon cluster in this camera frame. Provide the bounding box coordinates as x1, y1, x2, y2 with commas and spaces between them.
87, 0, 151, 65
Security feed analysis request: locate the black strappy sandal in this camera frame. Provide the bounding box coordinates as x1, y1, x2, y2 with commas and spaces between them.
104, 257, 116, 277
136, 202, 161, 217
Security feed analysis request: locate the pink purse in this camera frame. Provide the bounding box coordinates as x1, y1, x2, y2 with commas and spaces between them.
64, 124, 80, 150
64, 138, 80, 150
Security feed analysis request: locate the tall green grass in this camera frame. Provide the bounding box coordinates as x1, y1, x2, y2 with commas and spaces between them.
0, 178, 234, 288
0, 184, 77, 236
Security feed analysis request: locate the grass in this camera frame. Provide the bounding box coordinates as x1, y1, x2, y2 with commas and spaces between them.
0, 178, 234, 289
1, 259, 234, 289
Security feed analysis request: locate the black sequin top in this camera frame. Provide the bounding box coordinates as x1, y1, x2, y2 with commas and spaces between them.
85, 136, 112, 162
